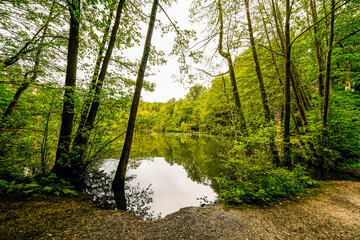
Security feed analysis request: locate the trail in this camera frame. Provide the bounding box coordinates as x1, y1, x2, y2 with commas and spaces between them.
1, 181, 359, 239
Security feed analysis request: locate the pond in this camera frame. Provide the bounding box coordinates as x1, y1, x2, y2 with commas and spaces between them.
86, 132, 226, 220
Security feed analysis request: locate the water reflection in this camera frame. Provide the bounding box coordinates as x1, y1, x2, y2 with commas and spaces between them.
102, 157, 218, 218
130, 133, 225, 184
84, 170, 160, 220
88, 132, 226, 219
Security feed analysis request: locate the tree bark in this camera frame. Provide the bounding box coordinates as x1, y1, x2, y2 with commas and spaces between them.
217, 0, 248, 137
52, 0, 81, 180
310, 0, 324, 97
112, 0, 158, 211
77, 9, 114, 132
322, 0, 335, 129
244, 0, 279, 166
283, 0, 292, 169
258, 1, 282, 86
345, 60, 351, 90
271, 0, 285, 52
69, 0, 126, 190
221, 75, 237, 140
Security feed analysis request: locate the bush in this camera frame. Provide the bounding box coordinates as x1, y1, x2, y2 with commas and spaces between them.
307, 90, 360, 169
0, 174, 77, 197
215, 148, 318, 205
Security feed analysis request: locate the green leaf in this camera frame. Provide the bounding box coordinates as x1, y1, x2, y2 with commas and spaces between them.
42, 186, 53, 192
0, 180, 7, 187
61, 188, 77, 196
25, 182, 40, 188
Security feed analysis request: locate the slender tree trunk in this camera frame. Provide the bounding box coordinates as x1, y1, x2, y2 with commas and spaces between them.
77, 9, 114, 132
244, 0, 279, 166
112, 0, 158, 211
41, 94, 56, 176
291, 62, 312, 110
283, 0, 292, 168
52, 0, 81, 179
271, 0, 285, 52
310, 0, 324, 97
289, 70, 307, 131
68, 0, 126, 190
221, 75, 237, 140
258, 2, 282, 86
345, 60, 351, 90
217, 0, 248, 137
322, 0, 335, 129
260, 0, 319, 164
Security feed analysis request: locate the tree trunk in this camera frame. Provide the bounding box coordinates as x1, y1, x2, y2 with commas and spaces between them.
77, 9, 114, 132
217, 0, 248, 137
283, 0, 292, 169
244, 0, 279, 166
322, 0, 335, 129
112, 0, 158, 211
290, 69, 307, 131
41, 94, 56, 176
271, 0, 285, 52
345, 60, 351, 90
52, 0, 81, 180
310, 0, 324, 97
221, 75, 237, 140
69, 0, 126, 190
258, 1, 282, 86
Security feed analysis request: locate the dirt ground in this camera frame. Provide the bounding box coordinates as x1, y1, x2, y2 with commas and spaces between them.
1, 181, 359, 240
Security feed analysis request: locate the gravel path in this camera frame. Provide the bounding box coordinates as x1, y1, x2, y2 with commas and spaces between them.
1, 181, 359, 239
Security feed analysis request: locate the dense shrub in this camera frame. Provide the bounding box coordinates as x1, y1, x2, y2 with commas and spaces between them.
307, 90, 360, 169
215, 147, 318, 205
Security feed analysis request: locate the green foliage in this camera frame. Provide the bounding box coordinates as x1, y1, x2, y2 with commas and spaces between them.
215, 148, 318, 205
0, 174, 77, 197
307, 90, 360, 168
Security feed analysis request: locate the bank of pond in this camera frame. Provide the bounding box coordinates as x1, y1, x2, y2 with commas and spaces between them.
1, 132, 359, 220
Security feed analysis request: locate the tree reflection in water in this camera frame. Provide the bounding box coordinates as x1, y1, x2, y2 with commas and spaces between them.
84, 170, 161, 220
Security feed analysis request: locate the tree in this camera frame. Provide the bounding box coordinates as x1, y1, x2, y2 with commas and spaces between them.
68, 0, 126, 190
283, 0, 292, 168
217, 0, 248, 137
112, 0, 158, 210
322, 0, 335, 129
244, 0, 279, 165
309, 0, 324, 97
1, 2, 55, 123
52, 0, 82, 180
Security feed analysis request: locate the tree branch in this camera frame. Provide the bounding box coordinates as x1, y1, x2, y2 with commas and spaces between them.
290, 0, 350, 47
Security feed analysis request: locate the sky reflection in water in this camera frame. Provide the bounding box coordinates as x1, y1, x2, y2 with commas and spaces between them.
101, 156, 217, 218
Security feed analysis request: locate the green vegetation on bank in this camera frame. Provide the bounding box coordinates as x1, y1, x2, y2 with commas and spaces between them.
1, 0, 360, 208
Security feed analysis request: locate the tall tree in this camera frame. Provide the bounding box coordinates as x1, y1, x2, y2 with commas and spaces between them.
310, 0, 324, 97
244, 0, 279, 165
217, 0, 248, 137
283, 0, 292, 168
52, 0, 81, 180
322, 0, 335, 130
68, 0, 126, 190
112, 0, 158, 211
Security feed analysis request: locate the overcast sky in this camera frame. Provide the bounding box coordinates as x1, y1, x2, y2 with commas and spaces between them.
140, 0, 194, 103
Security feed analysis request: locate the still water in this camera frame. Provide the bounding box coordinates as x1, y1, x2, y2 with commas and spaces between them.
89, 132, 225, 219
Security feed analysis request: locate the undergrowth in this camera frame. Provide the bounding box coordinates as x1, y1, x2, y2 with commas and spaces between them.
0, 173, 77, 197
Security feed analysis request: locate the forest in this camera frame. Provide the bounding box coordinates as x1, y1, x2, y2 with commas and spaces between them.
1, 0, 360, 215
